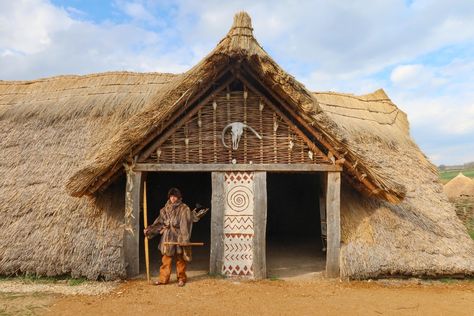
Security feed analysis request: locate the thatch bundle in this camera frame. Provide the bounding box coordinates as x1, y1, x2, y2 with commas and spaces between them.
1, 12, 473, 279
444, 173, 474, 199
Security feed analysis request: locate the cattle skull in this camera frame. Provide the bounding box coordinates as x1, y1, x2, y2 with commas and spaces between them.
221, 122, 262, 150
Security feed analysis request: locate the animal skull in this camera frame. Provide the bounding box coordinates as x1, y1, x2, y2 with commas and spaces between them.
221, 122, 262, 150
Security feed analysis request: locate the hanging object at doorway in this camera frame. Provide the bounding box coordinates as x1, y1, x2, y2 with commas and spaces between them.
221, 122, 262, 150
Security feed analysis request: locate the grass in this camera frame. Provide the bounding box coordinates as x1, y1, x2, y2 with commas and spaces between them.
68, 277, 86, 286
439, 278, 457, 284
0, 274, 87, 286
439, 168, 474, 183
268, 275, 281, 281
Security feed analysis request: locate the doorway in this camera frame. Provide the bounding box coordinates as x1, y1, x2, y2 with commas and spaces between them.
266, 172, 325, 278
139, 172, 212, 278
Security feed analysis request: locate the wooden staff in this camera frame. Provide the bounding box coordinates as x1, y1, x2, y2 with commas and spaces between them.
143, 181, 150, 284
163, 242, 205, 246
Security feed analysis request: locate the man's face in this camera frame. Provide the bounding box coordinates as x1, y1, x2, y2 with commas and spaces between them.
169, 195, 178, 204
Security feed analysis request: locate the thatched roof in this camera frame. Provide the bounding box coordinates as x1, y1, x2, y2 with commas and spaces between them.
0, 71, 177, 279
65, 12, 405, 204
1, 11, 473, 279
444, 173, 474, 199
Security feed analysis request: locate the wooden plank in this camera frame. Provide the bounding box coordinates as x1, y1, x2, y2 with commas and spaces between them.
123, 169, 142, 278
134, 163, 342, 172
319, 173, 327, 250
325, 171, 341, 278
252, 171, 267, 279
210, 172, 225, 275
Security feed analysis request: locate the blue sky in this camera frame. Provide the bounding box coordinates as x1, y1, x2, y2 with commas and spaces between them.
1, 0, 473, 166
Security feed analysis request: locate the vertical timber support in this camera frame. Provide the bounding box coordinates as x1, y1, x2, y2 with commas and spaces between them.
210, 172, 225, 275
124, 168, 142, 278
253, 171, 267, 279
325, 171, 341, 278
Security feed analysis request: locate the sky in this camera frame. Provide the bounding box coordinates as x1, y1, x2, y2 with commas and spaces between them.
1, 0, 473, 166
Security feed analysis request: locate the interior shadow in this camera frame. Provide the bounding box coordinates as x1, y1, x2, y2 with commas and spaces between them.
266, 172, 325, 279
139, 172, 211, 280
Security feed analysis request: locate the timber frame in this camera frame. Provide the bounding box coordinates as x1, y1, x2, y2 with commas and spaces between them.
122, 61, 342, 280
124, 165, 341, 279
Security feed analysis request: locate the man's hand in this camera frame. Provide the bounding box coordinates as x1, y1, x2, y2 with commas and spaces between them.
191, 208, 209, 222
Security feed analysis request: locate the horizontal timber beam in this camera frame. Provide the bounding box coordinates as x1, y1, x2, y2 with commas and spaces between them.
134, 163, 342, 172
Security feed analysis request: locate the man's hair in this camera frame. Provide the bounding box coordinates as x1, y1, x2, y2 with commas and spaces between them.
168, 187, 182, 199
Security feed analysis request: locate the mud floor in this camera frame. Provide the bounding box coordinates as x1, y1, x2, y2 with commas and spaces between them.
2, 276, 474, 316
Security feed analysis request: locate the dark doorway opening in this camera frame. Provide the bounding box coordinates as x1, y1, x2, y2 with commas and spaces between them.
266, 172, 325, 278
139, 172, 212, 279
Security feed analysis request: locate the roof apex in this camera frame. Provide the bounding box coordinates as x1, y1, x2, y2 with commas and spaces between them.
217, 11, 262, 55
231, 11, 253, 30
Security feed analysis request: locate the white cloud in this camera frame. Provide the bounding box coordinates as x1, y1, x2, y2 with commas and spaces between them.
390, 64, 424, 85
114, 0, 157, 24
0, 0, 191, 80
1, 0, 473, 164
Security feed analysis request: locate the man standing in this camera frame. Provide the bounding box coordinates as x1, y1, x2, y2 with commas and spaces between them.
144, 188, 192, 287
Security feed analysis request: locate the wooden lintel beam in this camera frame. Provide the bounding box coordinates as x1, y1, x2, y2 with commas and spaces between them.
133, 163, 342, 172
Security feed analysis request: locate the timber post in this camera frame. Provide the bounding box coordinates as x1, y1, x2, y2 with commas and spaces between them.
325, 171, 341, 278
252, 171, 267, 279
124, 167, 142, 278
210, 172, 225, 275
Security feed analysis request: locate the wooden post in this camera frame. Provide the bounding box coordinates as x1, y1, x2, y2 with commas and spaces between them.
143, 181, 150, 283
253, 172, 267, 279
319, 173, 327, 251
124, 168, 142, 278
325, 171, 341, 278
210, 172, 225, 275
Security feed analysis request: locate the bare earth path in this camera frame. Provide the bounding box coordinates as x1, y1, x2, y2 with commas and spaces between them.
36, 277, 474, 316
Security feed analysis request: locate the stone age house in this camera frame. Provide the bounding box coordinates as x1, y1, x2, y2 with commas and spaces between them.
1, 12, 473, 280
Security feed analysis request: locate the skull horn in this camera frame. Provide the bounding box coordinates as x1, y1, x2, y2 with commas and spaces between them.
243, 123, 263, 140
221, 123, 233, 148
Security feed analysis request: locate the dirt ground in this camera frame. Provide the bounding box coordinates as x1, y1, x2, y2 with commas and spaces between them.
2, 275, 474, 316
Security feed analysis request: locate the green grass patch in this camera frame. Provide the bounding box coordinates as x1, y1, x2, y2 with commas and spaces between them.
0, 274, 88, 286
439, 168, 474, 183
469, 230, 474, 240
68, 277, 86, 286
268, 275, 281, 281
439, 277, 457, 284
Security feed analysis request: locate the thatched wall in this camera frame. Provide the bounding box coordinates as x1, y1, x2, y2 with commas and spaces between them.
0, 72, 177, 279
326, 90, 474, 277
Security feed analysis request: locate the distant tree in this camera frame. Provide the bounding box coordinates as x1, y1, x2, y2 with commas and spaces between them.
439, 164, 446, 171
464, 161, 474, 168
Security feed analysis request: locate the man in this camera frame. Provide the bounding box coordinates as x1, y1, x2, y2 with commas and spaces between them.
144, 187, 192, 287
